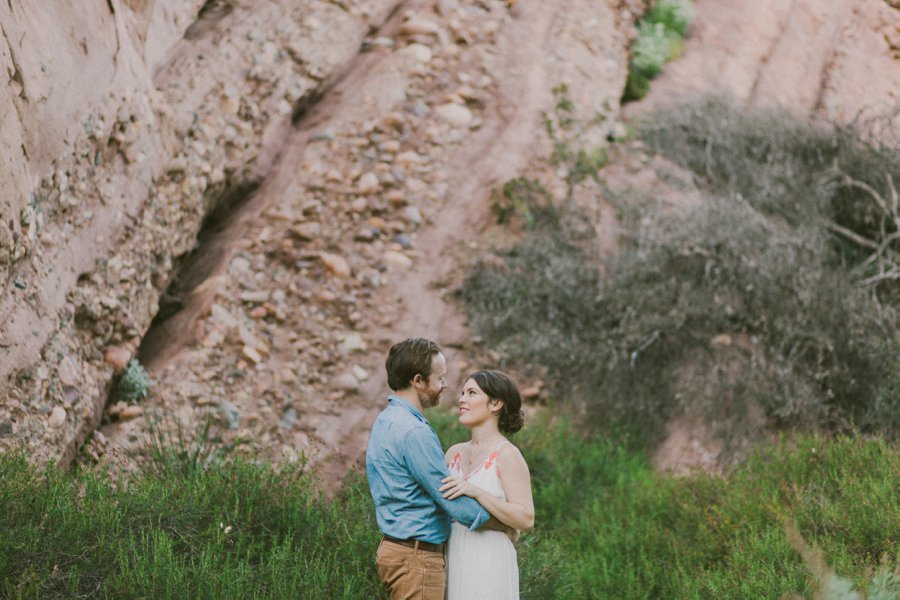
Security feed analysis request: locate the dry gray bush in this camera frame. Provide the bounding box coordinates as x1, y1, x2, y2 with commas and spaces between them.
458, 99, 899, 443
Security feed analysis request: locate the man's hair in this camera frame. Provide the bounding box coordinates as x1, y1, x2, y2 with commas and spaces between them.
468, 370, 525, 435
386, 338, 442, 391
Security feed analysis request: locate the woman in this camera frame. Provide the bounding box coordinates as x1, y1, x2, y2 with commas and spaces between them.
439, 370, 535, 600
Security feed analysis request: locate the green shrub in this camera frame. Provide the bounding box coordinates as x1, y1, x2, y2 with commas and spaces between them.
623, 0, 694, 102
646, 0, 694, 36
113, 359, 152, 402
631, 22, 677, 79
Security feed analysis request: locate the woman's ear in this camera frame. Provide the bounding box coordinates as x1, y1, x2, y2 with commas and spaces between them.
488, 398, 504, 415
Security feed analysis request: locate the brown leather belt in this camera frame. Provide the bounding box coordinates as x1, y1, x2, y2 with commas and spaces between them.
382, 535, 445, 553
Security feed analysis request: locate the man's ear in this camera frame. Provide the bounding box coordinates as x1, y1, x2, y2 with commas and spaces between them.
411, 373, 424, 387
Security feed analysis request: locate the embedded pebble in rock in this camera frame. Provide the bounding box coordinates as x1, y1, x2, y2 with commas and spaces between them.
335, 372, 360, 392
434, 103, 473, 127
209, 304, 238, 329
239, 290, 270, 303
394, 233, 412, 249
242, 345, 263, 364
280, 408, 297, 429
62, 386, 81, 404
104, 346, 132, 372
0, 420, 12, 437
49, 406, 67, 428
119, 405, 144, 420
320, 252, 352, 278
357, 172, 380, 194
56, 356, 80, 387
395, 151, 422, 165
341, 332, 366, 352
399, 43, 433, 63
352, 365, 369, 381
406, 177, 427, 193
279, 368, 297, 384
401, 15, 441, 36
291, 222, 321, 240
402, 206, 423, 225
386, 190, 407, 206
384, 250, 413, 269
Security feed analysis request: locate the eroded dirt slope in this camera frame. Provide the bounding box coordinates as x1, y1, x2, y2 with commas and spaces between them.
94, 0, 638, 480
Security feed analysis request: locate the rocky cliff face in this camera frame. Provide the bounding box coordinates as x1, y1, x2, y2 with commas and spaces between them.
0, 0, 400, 465
1, 0, 897, 475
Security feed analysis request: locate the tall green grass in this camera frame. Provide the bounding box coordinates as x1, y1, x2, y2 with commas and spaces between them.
0, 455, 381, 599
430, 412, 899, 599
1, 423, 896, 598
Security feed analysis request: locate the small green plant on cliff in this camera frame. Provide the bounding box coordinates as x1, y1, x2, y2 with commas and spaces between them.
624, 0, 694, 102
491, 178, 561, 231
543, 84, 609, 200
113, 358, 151, 402
145, 410, 250, 479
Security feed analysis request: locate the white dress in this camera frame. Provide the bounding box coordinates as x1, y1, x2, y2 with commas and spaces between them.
446, 441, 519, 600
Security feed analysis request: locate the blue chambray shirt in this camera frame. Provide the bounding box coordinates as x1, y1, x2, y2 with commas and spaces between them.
366, 396, 489, 544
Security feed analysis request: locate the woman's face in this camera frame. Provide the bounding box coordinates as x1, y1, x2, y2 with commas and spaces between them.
457, 378, 499, 428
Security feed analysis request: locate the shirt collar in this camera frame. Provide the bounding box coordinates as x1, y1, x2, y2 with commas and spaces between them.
388, 395, 429, 424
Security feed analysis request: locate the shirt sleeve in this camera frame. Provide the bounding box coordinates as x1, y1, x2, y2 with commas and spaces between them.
404, 426, 489, 531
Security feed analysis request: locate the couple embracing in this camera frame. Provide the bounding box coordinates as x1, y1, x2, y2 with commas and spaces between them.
366, 338, 535, 600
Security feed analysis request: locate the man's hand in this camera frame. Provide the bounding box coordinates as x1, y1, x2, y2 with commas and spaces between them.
482, 516, 520, 544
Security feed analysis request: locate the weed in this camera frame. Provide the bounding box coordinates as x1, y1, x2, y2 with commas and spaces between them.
543, 84, 609, 200
113, 359, 151, 402
144, 409, 251, 479
623, 0, 694, 102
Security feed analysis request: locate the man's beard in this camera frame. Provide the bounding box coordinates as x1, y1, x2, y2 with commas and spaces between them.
420, 388, 442, 408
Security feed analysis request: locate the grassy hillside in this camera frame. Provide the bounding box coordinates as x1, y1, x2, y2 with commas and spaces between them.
1, 415, 896, 598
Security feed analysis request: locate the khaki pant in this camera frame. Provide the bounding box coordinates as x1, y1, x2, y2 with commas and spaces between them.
376, 538, 446, 600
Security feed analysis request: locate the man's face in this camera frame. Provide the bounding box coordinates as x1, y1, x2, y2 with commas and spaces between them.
417, 352, 448, 409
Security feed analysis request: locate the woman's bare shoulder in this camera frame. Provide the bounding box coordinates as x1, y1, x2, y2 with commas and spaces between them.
498, 440, 527, 465
444, 441, 466, 461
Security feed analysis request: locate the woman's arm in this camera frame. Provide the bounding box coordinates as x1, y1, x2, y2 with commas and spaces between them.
439, 444, 535, 532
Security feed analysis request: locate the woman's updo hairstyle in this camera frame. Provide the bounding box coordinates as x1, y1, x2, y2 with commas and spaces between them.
468, 370, 524, 435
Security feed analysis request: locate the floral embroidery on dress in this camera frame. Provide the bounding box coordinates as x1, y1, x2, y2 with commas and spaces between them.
484, 451, 498, 470
450, 451, 465, 475
453, 444, 506, 479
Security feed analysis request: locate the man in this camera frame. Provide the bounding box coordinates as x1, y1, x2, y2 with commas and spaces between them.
366, 338, 494, 600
